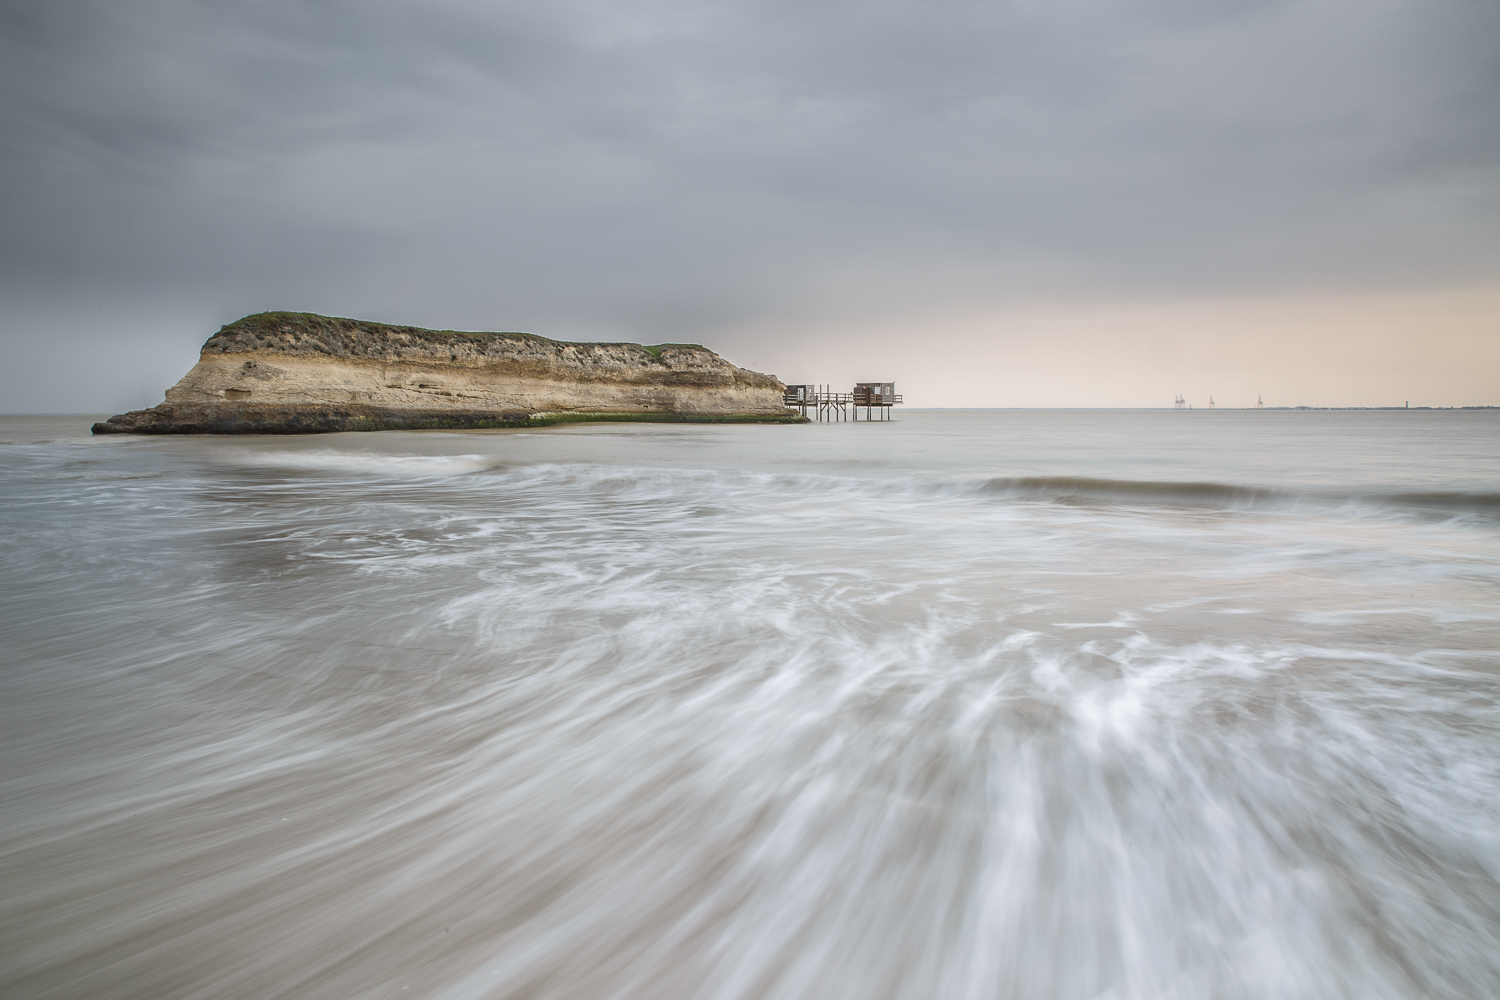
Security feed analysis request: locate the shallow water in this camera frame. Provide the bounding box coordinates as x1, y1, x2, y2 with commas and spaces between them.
3, 410, 1499, 999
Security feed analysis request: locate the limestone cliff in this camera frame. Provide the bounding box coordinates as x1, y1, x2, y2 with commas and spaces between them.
93, 312, 800, 434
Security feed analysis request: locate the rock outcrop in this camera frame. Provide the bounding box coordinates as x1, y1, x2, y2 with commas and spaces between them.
93, 312, 800, 434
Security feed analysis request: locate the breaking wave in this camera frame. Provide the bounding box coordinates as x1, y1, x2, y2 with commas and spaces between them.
975, 474, 1500, 517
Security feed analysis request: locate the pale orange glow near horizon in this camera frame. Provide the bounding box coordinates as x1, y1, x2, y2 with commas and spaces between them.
731, 286, 1500, 409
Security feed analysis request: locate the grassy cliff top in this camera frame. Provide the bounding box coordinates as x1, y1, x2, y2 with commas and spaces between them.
204, 312, 709, 360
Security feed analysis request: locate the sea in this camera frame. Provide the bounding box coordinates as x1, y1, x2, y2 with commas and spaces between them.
3, 409, 1499, 1000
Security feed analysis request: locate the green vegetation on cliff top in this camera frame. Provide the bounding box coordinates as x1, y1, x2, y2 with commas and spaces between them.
220, 311, 705, 358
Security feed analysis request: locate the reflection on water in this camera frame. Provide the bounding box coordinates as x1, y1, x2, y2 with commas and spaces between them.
3, 412, 1500, 999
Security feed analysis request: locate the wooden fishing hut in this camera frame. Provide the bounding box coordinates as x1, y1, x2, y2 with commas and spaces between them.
783, 383, 903, 421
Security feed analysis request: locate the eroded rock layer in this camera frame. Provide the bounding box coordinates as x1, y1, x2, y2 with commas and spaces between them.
94, 312, 799, 434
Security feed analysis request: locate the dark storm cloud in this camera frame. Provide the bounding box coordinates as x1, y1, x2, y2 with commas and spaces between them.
2, 0, 1498, 341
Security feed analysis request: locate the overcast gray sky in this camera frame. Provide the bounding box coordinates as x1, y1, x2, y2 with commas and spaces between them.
3, 0, 1497, 410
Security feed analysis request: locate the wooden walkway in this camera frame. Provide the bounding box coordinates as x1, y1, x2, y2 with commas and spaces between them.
783, 385, 903, 422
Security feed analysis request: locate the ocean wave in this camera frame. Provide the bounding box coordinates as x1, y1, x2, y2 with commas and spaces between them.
978, 475, 1284, 505
975, 475, 1500, 517
446, 463, 1500, 517
1377, 488, 1500, 515
151, 438, 1500, 522
227, 449, 506, 478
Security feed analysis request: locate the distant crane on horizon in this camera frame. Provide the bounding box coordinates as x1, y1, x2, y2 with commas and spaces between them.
1174, 394, 1186, 409
1209, 395, 1215, 409
1257, 394, 1264, 409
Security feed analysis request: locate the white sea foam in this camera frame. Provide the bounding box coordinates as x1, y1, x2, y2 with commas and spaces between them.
3, 410, 1499, 999
229, 448, 502, 477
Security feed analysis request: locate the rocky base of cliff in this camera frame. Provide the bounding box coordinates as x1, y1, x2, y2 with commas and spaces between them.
92, 402, 806, 435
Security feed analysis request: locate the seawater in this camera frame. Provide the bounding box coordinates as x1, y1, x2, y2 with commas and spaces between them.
3, 409, 1499, 1000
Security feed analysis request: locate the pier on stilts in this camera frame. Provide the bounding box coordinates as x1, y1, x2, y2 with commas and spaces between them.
783, 383, 903, 422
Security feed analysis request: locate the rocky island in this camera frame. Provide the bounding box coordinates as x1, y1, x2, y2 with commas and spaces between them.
93, 312, 801, 434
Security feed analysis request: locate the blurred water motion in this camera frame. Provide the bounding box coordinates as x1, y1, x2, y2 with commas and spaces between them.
3, 411, 1500, 999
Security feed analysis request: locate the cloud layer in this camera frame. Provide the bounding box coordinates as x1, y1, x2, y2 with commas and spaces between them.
2, 0, 1497, 408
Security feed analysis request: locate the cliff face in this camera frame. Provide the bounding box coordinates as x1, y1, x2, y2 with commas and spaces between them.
94, 313, 799, 434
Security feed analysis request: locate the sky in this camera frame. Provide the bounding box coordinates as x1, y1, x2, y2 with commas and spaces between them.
2, 0, 1497, 411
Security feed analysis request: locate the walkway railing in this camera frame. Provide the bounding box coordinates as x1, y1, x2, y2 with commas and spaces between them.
783, 387, 903, 422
